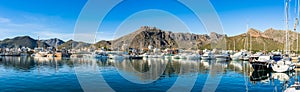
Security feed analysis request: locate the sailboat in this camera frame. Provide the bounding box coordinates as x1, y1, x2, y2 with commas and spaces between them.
291, 0, 300, 61
285, 0, 300, 90
241, 23, 251, 61
272, 0, 296, 73
32, 36, 48, 58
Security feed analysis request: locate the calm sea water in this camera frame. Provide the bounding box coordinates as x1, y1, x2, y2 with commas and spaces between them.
0, 56, 297, 92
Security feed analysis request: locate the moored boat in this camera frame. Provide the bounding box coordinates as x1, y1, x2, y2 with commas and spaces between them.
201, 51, 215, 60
250, 56, 272, 71
272, 59, 295, 73
215, 53, 230, 61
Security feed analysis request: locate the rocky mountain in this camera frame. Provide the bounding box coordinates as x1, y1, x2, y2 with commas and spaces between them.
94, 40, 111, 49
58, 40, 91, 49
0, 36, 64, 49
1, 26, 299, 52
96, 26, 225, 50
41, 38, 65, 47
95, 26, 299, 51
246, 28, 298, 43
222, 28, 299, 51
0, 36, 38, 48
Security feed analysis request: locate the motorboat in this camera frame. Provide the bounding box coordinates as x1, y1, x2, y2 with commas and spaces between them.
186, 54, 201, 60
250, 56, 273, 71
231, 51, 249, 61
215, 52, 230, 61
249, 52, 263, 61
201, 51, 215, 60
239, 52, 250, 61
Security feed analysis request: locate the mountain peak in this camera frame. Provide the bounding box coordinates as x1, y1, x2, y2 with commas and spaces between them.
247, 28, 262, 37
139, 26, 162, 33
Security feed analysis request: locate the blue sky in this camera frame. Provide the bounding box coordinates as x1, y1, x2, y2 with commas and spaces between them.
0, 0, 296, 42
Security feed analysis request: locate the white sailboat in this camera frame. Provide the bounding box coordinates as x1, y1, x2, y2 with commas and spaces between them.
292, 0, 300, 61
33, 36, 48, 58
272, 59, 295, 72
272, 0, 295, 73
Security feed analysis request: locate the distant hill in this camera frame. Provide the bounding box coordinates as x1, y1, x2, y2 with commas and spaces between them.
58, 40, 91, 49
202, 28, 299, 51
94, 40, 111, 49
1, 27, 299, 52
0, 36, 64, 49
0, 36, 39, 48
96, 26, 225, 50
95, 26, 299, 51
41, 38, 65, 47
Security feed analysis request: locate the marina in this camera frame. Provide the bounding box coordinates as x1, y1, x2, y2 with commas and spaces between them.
1, 47, 300, 91
0, 56, 299, 92
2, 0, 300, 91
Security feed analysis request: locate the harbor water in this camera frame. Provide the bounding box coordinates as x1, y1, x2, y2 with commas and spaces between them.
0, 56, 297, 92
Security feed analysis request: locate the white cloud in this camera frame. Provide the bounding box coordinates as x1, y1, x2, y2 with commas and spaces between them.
96, 32, 114, 41
0, 17, 10, 23
33, 31, 73, 41
0, 16, 74, 41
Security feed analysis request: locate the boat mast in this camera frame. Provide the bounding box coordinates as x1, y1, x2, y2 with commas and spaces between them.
285, 0, 290, 55
293, 0, 299, 54
244, 30, 248, 51
55, 38, 58, 50
264, 42, 266, 51
297, 0, 300, 54
247, 23, 251, 52
234, 40, 236, 51
247, 23, 252, 52
37, 36, 40, 48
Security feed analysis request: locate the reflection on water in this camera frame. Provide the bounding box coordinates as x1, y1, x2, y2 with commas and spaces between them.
0, 56, 299, 91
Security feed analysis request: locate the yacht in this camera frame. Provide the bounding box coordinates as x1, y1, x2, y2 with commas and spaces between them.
231, 51, 248, 61
201, 51, 215, 60
239, 52, 250, 61
249, 52, 263, 61
215, 52, 230, 61
186, 54, 201, 60
250, 56, 273, 70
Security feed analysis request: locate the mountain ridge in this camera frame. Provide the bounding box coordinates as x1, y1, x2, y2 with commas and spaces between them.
1, 26, 299, 51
